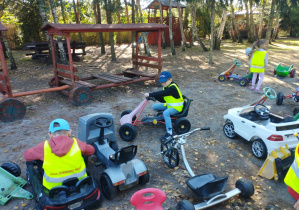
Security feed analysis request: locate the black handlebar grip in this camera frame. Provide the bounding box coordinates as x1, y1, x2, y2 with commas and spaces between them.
163, 136, 174, 145
201, 127, 210, 130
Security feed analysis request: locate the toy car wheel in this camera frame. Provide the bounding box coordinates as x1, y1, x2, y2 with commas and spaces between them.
223, 122, 237, 139
273, 69, 276, 75
176, 200, 195, 210
251, 139, 267, 159
100, 173, 117, 200
174, 118, 191, 134
120, 110, 137, 122
276, 92, 284, 105
236, 178, 254, 198
119, 123, 137, 142
239, 78, 247, 87
294, 108, 299, 116
139, 169, 150, 185
161, 145, 179, 169
218, 75, 226, 82
1, 162, 21, 177
290, 69, 296, 78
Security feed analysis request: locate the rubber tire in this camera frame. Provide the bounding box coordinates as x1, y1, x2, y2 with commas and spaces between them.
1, 162, 21, 177
236, 178, 254, 198
251, 139, 267, 159
273, 69, 276, 75
294, 108, 299, 116
120, 110, 136, 121
176, 200, 195, 210
174, 118, 191, 134
162, 147, 179, 169
239, 78, 247, 87
100, 173, 117, 200
119, 123, 137, 142
276, 92, 284, 105
139, 169, 150, 185
218, 75, 226, 82
223, 122, 237, 139
290, 69, 296, 78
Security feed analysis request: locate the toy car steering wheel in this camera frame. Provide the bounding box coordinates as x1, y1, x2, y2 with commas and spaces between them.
94, 117, 112, 128
254, 104, 270, 118
233, 59, 241, 66
263, 87, 277, 99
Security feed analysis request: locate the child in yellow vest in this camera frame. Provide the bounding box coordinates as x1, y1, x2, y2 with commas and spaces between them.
247, 39, 269, 94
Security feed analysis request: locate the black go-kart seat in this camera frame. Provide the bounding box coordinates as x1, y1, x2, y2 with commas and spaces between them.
49, 185, 70, 198
172, 95, 193, 118
186, 174, 228, 199
109, 145, 137, 165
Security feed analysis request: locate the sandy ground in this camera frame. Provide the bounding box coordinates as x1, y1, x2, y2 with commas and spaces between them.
1, 37, 299, 210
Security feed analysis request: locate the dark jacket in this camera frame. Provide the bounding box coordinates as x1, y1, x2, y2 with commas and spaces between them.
149, 82, 180, 103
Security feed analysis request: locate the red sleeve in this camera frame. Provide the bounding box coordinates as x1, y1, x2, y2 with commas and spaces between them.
24, 141, 45, 161
76, 138, 95, 156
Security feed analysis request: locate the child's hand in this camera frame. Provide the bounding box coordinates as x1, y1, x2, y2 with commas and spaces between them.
144, 93, 149, 98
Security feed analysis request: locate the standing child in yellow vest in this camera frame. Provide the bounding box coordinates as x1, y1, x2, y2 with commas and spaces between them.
247, 39, 269, 94
144, 71, 184, 142
24, 119, 95, 190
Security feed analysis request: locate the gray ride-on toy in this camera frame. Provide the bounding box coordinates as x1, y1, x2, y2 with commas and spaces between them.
78, 113, 150, 200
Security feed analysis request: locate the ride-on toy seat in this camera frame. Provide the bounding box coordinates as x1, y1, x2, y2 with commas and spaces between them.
186, 174, 228, 200
109, 145, 137, 165
172, 95, 193, 118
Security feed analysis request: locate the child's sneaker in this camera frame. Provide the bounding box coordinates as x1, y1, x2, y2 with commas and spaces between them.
249, 86, 254, 91
292, 93, 298, 102
255, 89, 263, 94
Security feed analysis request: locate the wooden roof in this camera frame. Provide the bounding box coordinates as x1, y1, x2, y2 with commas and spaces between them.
42, 23, 168, 34
0, 23, 8, 31
145, 0, 186, 9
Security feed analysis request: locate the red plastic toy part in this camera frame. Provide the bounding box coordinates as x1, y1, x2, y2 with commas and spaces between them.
130, 188, 166, 210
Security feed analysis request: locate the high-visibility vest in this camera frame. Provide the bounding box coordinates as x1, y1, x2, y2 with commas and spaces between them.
163, 83, 184, 112
250, 50, 268, 73
43, 138, 87, 190
284, 144, 299, 194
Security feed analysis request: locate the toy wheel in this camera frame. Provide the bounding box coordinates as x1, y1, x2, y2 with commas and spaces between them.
236, 178, 254, 198
120, 110, 137, 122
239, 78, 247, 87
263, 87, 277, 99
139, 169, 150, 185
174, 118, 191, 134
48, 76, 64, 88
251, 139, 267, 159
100, 173, 117, 200
233, 59, 241, 66
69, 86, 93, 106
276, 92, 284, 105
0, 98, 26, 123
273, 69, 276, 75
161, 145, 179, 168
176, 200, 195, 210
119, 123, 137, 142
290, 69, 296, 78
1, 162, 21, 177
218, 75, 226, 82
294, 108, 299, 116
223, 122, 237, 139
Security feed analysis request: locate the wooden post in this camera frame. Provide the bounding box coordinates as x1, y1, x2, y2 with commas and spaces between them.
158, 29, 162, 74
66, 35, 76, 88
135, 31, 139, 70
0, 35, 12, 97
50, 35, 58, 87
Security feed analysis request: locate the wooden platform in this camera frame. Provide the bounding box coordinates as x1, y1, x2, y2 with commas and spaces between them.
60, 78, 96, 88
91, 73, 133, 83
122, 69, 157, 77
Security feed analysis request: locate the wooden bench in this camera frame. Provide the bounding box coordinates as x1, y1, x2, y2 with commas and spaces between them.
92, 73, 133, 83
59, 78, 96, 88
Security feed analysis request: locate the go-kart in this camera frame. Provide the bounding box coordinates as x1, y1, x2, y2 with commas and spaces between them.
274, 63, 295, 78
223, 87, 299, 159
161, 128, 254, 210
277, 87, 299, 106
78, 113, 150, 200
119, 95, 192, 142
26, 160, 101, 210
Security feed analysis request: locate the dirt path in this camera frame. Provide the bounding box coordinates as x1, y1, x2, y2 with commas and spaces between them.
1, 38, 298, 210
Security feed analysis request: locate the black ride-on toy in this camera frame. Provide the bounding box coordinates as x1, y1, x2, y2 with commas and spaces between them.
78, 113, 150, 200
26, 160, 102, 210
119, 95, 193, 142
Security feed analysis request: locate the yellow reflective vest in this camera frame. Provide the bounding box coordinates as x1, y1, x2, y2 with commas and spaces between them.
284, 144, 299, 194
163, 83, 184, 112
250, 50, 268, 73
43, 138, 87, 190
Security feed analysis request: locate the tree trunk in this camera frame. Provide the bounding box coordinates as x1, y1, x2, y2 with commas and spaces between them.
169, 0, 176, 55
1, 32, 17, 69
60, 0, 67, 24
190, 3, 195, 46
229, 17, 237, 42
104, 0, 116, 61
50, 0, 67, 64
177, 0, 187, 51
117, 1, 121, 44
244, 0, 251, 41
214, 8, 227, 50
72, 0, 82, 41
124, 0, 130, 23
271, 5, 280, 42
158, 0, 166, 48
266, 0, 276, 43
209, 0, 215, 65
258, 0, 265, 39
230, 0, 242, 43
249, 0, 256, 42
95, 0, 105, 54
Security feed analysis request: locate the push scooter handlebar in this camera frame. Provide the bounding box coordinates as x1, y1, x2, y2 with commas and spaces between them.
163, 127, 210, 144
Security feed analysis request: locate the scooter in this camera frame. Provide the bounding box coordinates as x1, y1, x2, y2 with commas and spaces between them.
119, 96, 192, 142
161, 128, 255, 210
78, 113, 150, 200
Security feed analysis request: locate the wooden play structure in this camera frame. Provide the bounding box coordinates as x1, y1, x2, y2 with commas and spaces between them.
145, 0, 189, 46
0, 22, 168, 122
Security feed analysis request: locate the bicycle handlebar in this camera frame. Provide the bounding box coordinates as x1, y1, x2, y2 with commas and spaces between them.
163, 127, 210, 144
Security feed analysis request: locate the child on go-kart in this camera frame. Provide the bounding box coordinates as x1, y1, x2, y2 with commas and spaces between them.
24, 119, 95, 191
144, 71, 184, 142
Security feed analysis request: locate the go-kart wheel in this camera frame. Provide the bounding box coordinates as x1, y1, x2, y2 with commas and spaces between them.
176, 200, 195, 210
161, 144, 179, 169
233, 59, 241, 66
223, 122, 237, 139
1, 162, 21, 177
263, 87, 277, 99
239, 78, 247, 87
119, 123, 137, 142
251, 139, 267, 159
48, 76, 64, 88
139, 169, 150, 185
276, 92, 284, 105
236, 178, 254, 198
120, 110, 136, 122
290, 69, 296, 78
100, 173, 117, 200
174, 118, 191, 134
294, 108, 299, 116
218, 75, 226, 82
